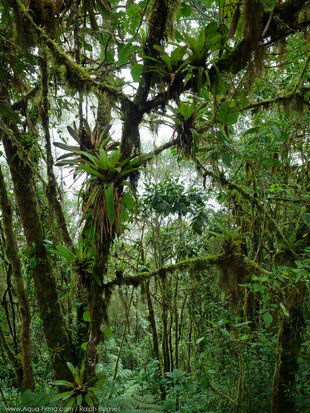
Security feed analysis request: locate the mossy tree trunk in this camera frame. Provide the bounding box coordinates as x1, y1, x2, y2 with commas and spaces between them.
271, 303, 304, 413
0, 316, 23, 389
1, 130, 75, 380
0, 166, 34, 390
40, 55, 75, 252
85, 239, 111, 378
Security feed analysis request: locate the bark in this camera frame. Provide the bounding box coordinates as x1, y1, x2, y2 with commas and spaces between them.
0, 166, 34, 390
160, 276, 170, 373
1, 132, 75, 380
1, 58, 74, 379
145, 281, 166, 400
85, 241, 111, 378
271, 304, 304, 413
0, 318, 23, 388
40, 56, 75, 251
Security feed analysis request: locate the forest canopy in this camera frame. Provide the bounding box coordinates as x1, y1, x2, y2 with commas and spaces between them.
0, 0, 310, 412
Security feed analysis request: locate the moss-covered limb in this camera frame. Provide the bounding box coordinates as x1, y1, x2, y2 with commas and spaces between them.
13, 0, 127, 102
242, 89, 304, 111
40, 55, 75, 252
143, 0, 309, 115
12, 85, 40, 110
242, 255, 271, 276
0, 166, 34, 391
119, 100, 143, 160
0, 323, 23, 389
203, 367, 237, 406
196, 160, 292, 252
103, 254, 224, 291
0, 121, 47, 187
267, 0, 310, 43
243, 55, 310, 111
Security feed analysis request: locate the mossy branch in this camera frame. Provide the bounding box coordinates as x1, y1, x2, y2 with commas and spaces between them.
12, 85, 40, 110
103, 252, 269, 291
244, 56, 310, 111
196, 160, 292, 252
15, 0, 129, 102
203, 367, 237, 406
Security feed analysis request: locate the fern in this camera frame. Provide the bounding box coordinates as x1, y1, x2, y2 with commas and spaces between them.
97, 393, 163, 413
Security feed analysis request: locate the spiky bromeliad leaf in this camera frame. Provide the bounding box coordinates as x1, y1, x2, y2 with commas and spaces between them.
67, 125, 80, 143
104, 183, 115, 225
49, 391, 75, 403
49, 380, 75, 388
0, 103, 21, 123
66, 362, 80, 383
54, 142, 80, 152
51, 245, 76, 262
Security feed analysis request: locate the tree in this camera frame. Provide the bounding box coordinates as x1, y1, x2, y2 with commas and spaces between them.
0, 0, 309, 411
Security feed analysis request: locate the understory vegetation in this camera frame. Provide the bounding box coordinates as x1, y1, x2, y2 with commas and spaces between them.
0, 0, 310, 412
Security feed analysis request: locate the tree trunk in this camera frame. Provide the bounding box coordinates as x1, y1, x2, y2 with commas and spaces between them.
0, 167, 34, 390
85, 241, 110, 378
271, 304, 304, 413
145, 281, 166, 400
2, 133, 74, 381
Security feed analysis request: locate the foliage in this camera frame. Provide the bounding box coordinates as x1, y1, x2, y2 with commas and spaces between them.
0, 1, 309, 413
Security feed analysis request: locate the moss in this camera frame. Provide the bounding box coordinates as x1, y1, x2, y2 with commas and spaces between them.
241, 0, 266, 91
165, 0, 182, 40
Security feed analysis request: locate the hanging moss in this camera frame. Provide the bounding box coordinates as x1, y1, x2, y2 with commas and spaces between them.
241, 0, 266, 91
165, 0, 182, 40
146, 0, 181, 50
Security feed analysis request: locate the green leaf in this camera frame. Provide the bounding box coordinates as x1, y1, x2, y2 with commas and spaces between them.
123, 193, 134, 210
303, 213, 310, 225
280, 302, 290, 317
77, 164, 106, 180
217, 102, 239, 125
49, 391, 74, 402
64, 396, 76, 408
66, 362, 78, 382
205, 21, 218, 37
197, 27, 206, 51
103, 327, 113, 339
118, 42, 132, 66
51, 246, 76, 261
67, 126, 80, 143
263, 311, 273, 328
262, 0, 276, 11
221, 152, 232, 167
49, 380, 74, 388
81, 342, 88, 350
53, 142, 80, 152
91, 269, 102, 286
104, 183, 115, 224
85, 395, 94, 407
131, 64, 143, 82
96, 0, 110, 17
178, 4, 191, 17
109, 150, 121, 168
83, 311, 91, 322
0, 103, 21, 123
77, 394, 83, 406
171, 46, 188, 63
